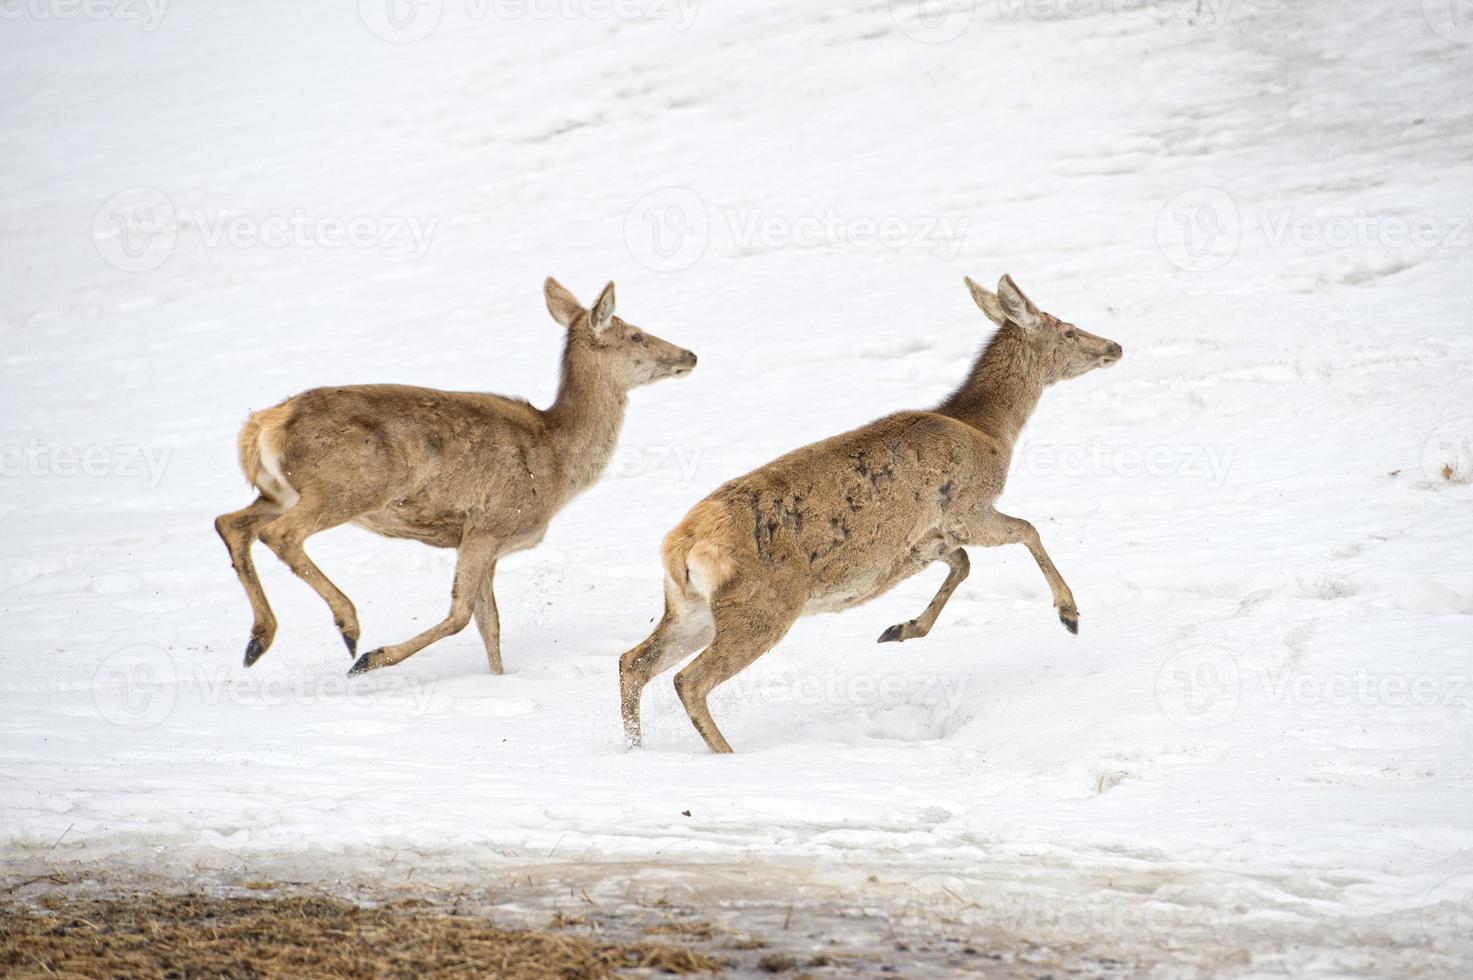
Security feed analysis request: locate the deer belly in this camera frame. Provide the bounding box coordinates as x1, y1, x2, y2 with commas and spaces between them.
352, 508, 463, 549
802, 564, 916, 615
803, 584, 877, 616
801, 537, 948, 616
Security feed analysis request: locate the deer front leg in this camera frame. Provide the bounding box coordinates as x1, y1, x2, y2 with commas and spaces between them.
877, 549, 970, 643
474, 562, 502, 675
968, 509, 1080, 634
348, 537, 499, 676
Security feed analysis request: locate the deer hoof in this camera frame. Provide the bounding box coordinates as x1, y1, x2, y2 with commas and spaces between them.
243, 638, 267, 668
341, 632, 358, 657
1060, 610, 1080, 635
347, 649, 388, 676
878, 623, 906, 643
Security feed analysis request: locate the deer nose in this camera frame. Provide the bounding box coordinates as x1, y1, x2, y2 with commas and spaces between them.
1103, 342, 1123, 363
673, 351, 697, 375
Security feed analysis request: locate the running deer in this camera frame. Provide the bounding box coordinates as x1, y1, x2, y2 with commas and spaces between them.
215, 278, 697, 676
619, 275, 1122, 753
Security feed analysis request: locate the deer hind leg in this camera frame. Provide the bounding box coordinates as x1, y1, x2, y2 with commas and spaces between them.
348, 536, 499, 676
473, 562, 502, 675
968, 508, 1079, 634
215, 495, 287, 667
672, 592, 801, 754
619, 584, 715, 749
257, 492, 372, 661
878, 548, 970, 644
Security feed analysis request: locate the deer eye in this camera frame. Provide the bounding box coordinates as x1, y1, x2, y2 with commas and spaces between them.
630, 332, 645, 344
1065, 330, 1076, 339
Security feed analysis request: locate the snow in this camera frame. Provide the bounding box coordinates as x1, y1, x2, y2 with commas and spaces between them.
3, 0, 1471, 974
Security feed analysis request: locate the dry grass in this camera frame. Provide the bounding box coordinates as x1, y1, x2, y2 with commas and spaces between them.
0, 892, 723, 978
642, 921, 715, 940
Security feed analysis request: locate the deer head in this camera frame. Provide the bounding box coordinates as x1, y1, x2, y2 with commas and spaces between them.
544, 278, 697, 390
965, 274, 1123, 383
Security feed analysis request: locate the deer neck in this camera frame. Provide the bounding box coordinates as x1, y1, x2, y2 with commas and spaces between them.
935, 326, 1046, 451
545, 338, 629, 493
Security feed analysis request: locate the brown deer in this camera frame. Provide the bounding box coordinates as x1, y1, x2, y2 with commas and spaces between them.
619, 275, 1122, 753
215, 278, 697, 677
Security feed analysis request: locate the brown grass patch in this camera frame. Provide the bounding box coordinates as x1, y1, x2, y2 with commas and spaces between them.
643, 921, 715, 940
1, 893, 723, 978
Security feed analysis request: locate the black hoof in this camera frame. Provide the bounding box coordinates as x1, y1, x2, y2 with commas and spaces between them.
342, 633, 358, 657
244, 638, 266, 668
878, 624, 905, 644
347, 649, 384, 676
1060, 612, 1079, 635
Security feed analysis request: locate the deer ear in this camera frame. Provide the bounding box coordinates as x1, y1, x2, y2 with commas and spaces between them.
589, 281, 616, 335
997, 274, 1042, 330
965, 276, 1008, 327
545, 277, 583, 329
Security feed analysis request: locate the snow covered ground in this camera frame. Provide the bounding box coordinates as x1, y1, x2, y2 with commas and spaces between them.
3, 0, 1471, 974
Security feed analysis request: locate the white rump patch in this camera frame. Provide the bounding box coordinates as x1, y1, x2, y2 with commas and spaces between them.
256, 435, 300, 507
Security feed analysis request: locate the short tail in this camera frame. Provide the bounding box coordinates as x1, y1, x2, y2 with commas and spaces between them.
661, 498, 737, 602
236, 401, 296, 504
